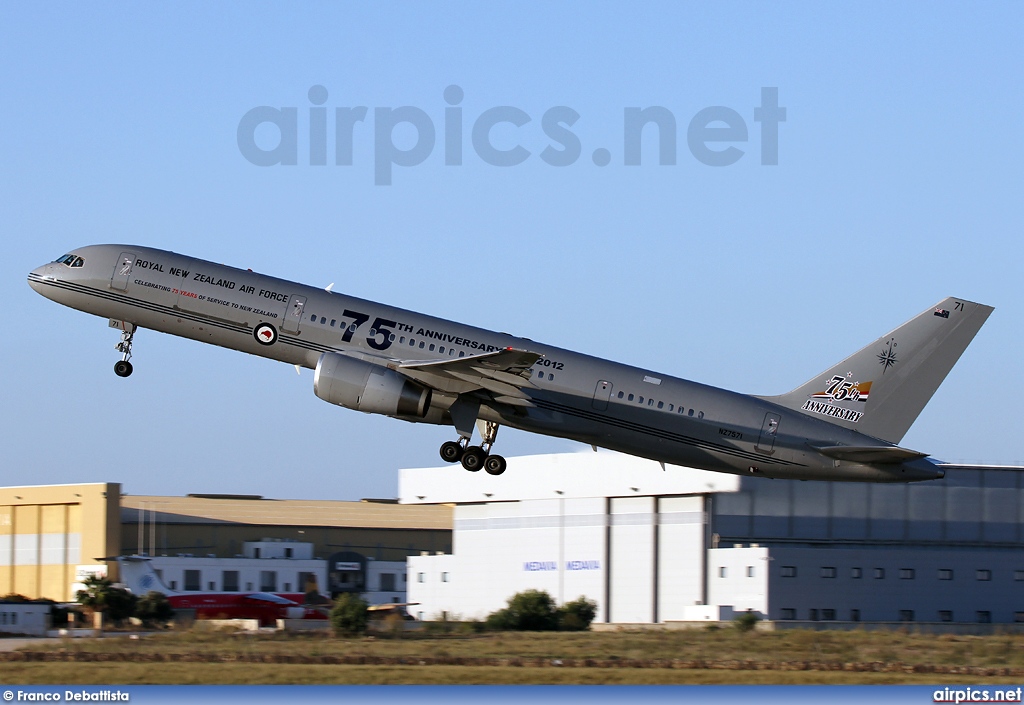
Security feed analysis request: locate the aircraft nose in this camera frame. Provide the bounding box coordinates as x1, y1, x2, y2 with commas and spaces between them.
28, 263, 55, 293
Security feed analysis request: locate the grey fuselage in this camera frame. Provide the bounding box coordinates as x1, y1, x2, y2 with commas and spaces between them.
28, 245, 943, 482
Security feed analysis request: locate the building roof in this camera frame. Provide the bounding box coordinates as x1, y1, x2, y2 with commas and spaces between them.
121, 494, 452, 530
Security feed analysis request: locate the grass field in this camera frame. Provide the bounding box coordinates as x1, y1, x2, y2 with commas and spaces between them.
4, 627, 1024, 685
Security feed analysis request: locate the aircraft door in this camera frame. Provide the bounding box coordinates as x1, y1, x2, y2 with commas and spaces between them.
282, 295, 306, 334
756, 412, 781, 454
592, 380, 613, 411
110, 252, 136, 291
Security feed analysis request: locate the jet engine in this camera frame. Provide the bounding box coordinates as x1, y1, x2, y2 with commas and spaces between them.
313, 352, 431, 418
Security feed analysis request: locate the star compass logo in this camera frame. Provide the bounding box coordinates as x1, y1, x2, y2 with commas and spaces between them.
877, 338, 898, 374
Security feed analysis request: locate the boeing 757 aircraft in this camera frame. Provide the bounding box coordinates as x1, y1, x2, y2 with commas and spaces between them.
29, 245, 1003, 482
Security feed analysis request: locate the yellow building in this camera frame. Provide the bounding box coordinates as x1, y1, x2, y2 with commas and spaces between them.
0, 484, 451, 602
0, 483, 120, 602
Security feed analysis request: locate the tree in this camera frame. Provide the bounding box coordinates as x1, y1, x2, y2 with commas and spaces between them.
135, 591, 174, 627
76, 575, 137, 626
558, 596, 598, 631
330, 593, 369, 636
734, 609, 761, 632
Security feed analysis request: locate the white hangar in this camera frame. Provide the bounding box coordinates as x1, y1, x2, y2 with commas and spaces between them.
401, 451, 1024, 627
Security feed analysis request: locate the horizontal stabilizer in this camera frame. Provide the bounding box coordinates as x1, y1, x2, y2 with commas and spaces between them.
812, 445, 929, 464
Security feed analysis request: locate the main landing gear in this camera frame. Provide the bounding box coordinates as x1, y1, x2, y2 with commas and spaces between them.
439, 420, 507, 476
113, 324, 136, 378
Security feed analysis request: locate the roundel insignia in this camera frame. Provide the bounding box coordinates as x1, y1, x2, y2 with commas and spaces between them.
254, 323, 278, 346
140, 574, 155, 589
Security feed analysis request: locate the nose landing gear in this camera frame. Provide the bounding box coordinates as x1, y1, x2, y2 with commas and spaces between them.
438, 420, 507, 475
113, 323, 136, 377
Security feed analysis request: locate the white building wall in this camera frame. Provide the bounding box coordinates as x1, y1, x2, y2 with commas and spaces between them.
407, 553, 456, 621
145, 556, 326, 595
362, 559, 408, 604
707, 546, 769, 616
610, 496, 655, 623
657, 496, 706, 620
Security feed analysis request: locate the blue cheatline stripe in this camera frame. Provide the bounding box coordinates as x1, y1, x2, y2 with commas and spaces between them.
0, 685, 995, 704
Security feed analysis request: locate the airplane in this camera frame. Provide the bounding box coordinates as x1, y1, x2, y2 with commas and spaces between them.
28, 245, 1008, 482
115, 555, 327, 625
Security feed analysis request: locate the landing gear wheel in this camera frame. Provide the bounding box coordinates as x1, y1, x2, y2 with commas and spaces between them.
461, 446, 486, 472
114, 360, 133, 378
439, 441, 464, 463
484, 454, 507, 476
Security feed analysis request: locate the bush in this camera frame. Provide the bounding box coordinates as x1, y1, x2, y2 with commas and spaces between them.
558, 596, 597, 631
485, 591, 597, 631
330, 593, 369, 636
734, 609, 762, 632
135, 591, 174, 627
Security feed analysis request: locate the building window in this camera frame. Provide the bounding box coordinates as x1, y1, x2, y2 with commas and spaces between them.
283, 583, 291, 592
208, 582, 215, 591
820, 566, 836, 579
780, 608, 796, 620
850, 609, 861, 622
977, 570, 992, 581
822, 609, 836, 620
899, 569, 915, 580
170, 581, 177, 590
809, 609, 819, 621
222, 571, 239, 592
417, 572, 425, 583
977, 611, 992, 624
781, 566, 797, 578
1015, 571, 1024, 582
285, 548, 293, 558
939, 611, 953, 622
939, 569, 953, 581
441, 572, 449, 583
899, 610, 915, 622
184, 570, 201, 592
746, 566, 755, 578
850, 567, 862, 579
1015, 612, 1024, 623
873, 568, 885, 579
718, 567, 727, 578
260, 570, 277, 592
380, 573, 396, 592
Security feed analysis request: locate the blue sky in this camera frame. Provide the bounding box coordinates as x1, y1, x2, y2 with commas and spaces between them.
2, 3, 1021, 500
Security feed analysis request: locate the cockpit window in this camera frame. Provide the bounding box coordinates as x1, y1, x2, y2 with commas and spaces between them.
54, 254, 84, 267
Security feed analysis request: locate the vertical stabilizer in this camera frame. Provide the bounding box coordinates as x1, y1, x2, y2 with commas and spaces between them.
759, 298, 993, 444
116, 555, 178, 596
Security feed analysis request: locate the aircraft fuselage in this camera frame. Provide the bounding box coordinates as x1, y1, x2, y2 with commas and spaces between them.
29, 245, 947, 482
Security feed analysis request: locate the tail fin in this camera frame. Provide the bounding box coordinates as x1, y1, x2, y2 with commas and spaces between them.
116, 555, 177, 595
760, 297, 993, 444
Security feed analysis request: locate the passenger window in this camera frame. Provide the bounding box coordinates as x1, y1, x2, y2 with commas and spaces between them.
628, 394, 634, 402
309, 314, 316, 320
439, 346, 445, 354
688, 409, 694, 417
548, 373, 553, 381
648, 399, 654, 407
617, 391, 624, 399
321, 316, 327, 324
409, 338, 415, 346
419, 342, 425, 349
400, 336, 405, 344
669, 404, 674, 411
537, 371, 544, 378
390, 333, 396, 342
450, 348, 456, 356
698, 411, 704, 419
459, 351, 465, 357
330, 319, 336, 327
429, 344, 435, 352
657, 401, 664, 409
638, 396, 644, 404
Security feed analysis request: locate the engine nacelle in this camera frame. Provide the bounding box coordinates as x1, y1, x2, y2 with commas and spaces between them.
313, 353, 431, 418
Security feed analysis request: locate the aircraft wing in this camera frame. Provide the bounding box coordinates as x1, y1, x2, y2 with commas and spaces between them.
393, 347, 543, 405
812, 445, 930, 464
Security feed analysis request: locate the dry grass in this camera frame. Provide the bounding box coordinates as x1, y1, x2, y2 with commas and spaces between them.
7, 627, 1024, 685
